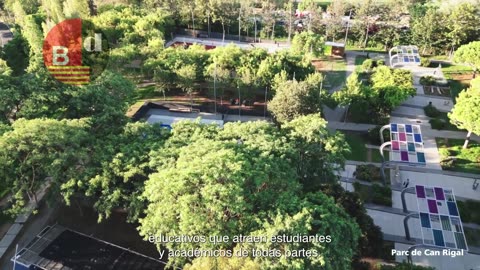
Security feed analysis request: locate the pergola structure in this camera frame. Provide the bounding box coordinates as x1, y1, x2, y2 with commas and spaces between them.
389, 45, 421, 67
380, 123, 426, 165
415, 185, 468, 250
378, 123, 426, 184
401, 184, 469, 264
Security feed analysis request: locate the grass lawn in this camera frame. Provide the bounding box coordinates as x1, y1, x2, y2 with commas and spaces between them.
436, 138, 480, 174
134, 85, 158, 100
342, 131, 388, 162
457, 200, 480, 225
428, 111, 462, 132
355, 55, 368, 66
313, 58, 347, 90
441, 63, 473, 73
442, 63, 473, 101
464, 227, 480, 247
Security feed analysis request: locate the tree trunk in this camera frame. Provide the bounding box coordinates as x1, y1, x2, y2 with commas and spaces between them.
190, 91, 193, 111
75, 198, 84, 217
222, 22, 225, 42
271, 22, 275, 40
463, 130, 472, 149
191, 10, 195, 33
288, 6, 292, 43
207, 13, 210, 37
363, 23, 369, 51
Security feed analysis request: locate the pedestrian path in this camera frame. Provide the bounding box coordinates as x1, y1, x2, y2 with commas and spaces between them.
165, 36, 289, 53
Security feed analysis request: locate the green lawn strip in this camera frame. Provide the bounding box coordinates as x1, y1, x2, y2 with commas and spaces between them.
441, 64, 472, 101
441, 63, 473, 74
436, 138, 480, 174
322, 58, 347, 90
354, 55, 368, 66
424, 104, 462, 131
371, 149, 388, 163
342, 131, 368, 161
429, 112, 462, 131
457, 200, 480, 225
464, 227, 480, 247
342, 131, 388, 162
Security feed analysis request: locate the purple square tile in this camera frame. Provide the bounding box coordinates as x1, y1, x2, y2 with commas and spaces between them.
401, 151, 409, 161
434, 187, 445, 201
416, 185, 426, 198
428, 199, 438, 213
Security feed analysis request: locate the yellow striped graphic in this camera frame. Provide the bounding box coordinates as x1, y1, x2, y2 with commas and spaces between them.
50, 71, 90, 74
48, 66, 90, 69
53, 76, 90, 79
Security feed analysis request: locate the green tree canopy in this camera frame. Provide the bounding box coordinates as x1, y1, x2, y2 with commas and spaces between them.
268, 73, 323, 123
448, 84, 480, 148
291, 31, 325, 58
139, 119, 359, 269
454, 41, 480, 78
0, 118, 91, 214
370, 66, 416, 109
283, 114, 349, 190
66, 122, 171, 222
257, 50, 315, 86
0, 59, 12, 76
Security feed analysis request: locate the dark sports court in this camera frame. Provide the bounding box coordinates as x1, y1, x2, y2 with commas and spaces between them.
12, 225, 167, 270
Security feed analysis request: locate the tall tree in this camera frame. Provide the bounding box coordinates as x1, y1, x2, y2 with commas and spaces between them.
210, 0, 240, 41
411, 7, 447, 54
268, 73, 323, 123
291, 31, 324, 58
77, 122, 170, 222
454, 41, 480, 78
0, 118, 91, 214
63, 0, 90, 18
283, 114, 350, 190
448, 80, 480, 148
175, 64, 197, 109
67, 71, 135, 134
446, 3, 479, 54
325, 0, 347, 42
139, 120, 359, 269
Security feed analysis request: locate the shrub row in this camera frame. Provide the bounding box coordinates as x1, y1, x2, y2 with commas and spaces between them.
355, 164, 382, 182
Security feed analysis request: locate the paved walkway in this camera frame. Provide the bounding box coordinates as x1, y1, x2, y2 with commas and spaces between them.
165, 36, 289, 53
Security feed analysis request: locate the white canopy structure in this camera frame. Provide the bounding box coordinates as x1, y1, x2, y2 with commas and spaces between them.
147, 114, 224, 129
389, 45, 421, 67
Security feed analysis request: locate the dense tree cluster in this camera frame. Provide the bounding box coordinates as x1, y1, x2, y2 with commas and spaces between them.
449, 77, 480, 149
334, 65, 416, 124
140, 118, 360, 269
2, 0, 456, 268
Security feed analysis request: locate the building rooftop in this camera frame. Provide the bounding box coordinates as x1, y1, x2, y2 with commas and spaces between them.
12, 225, 167, 270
